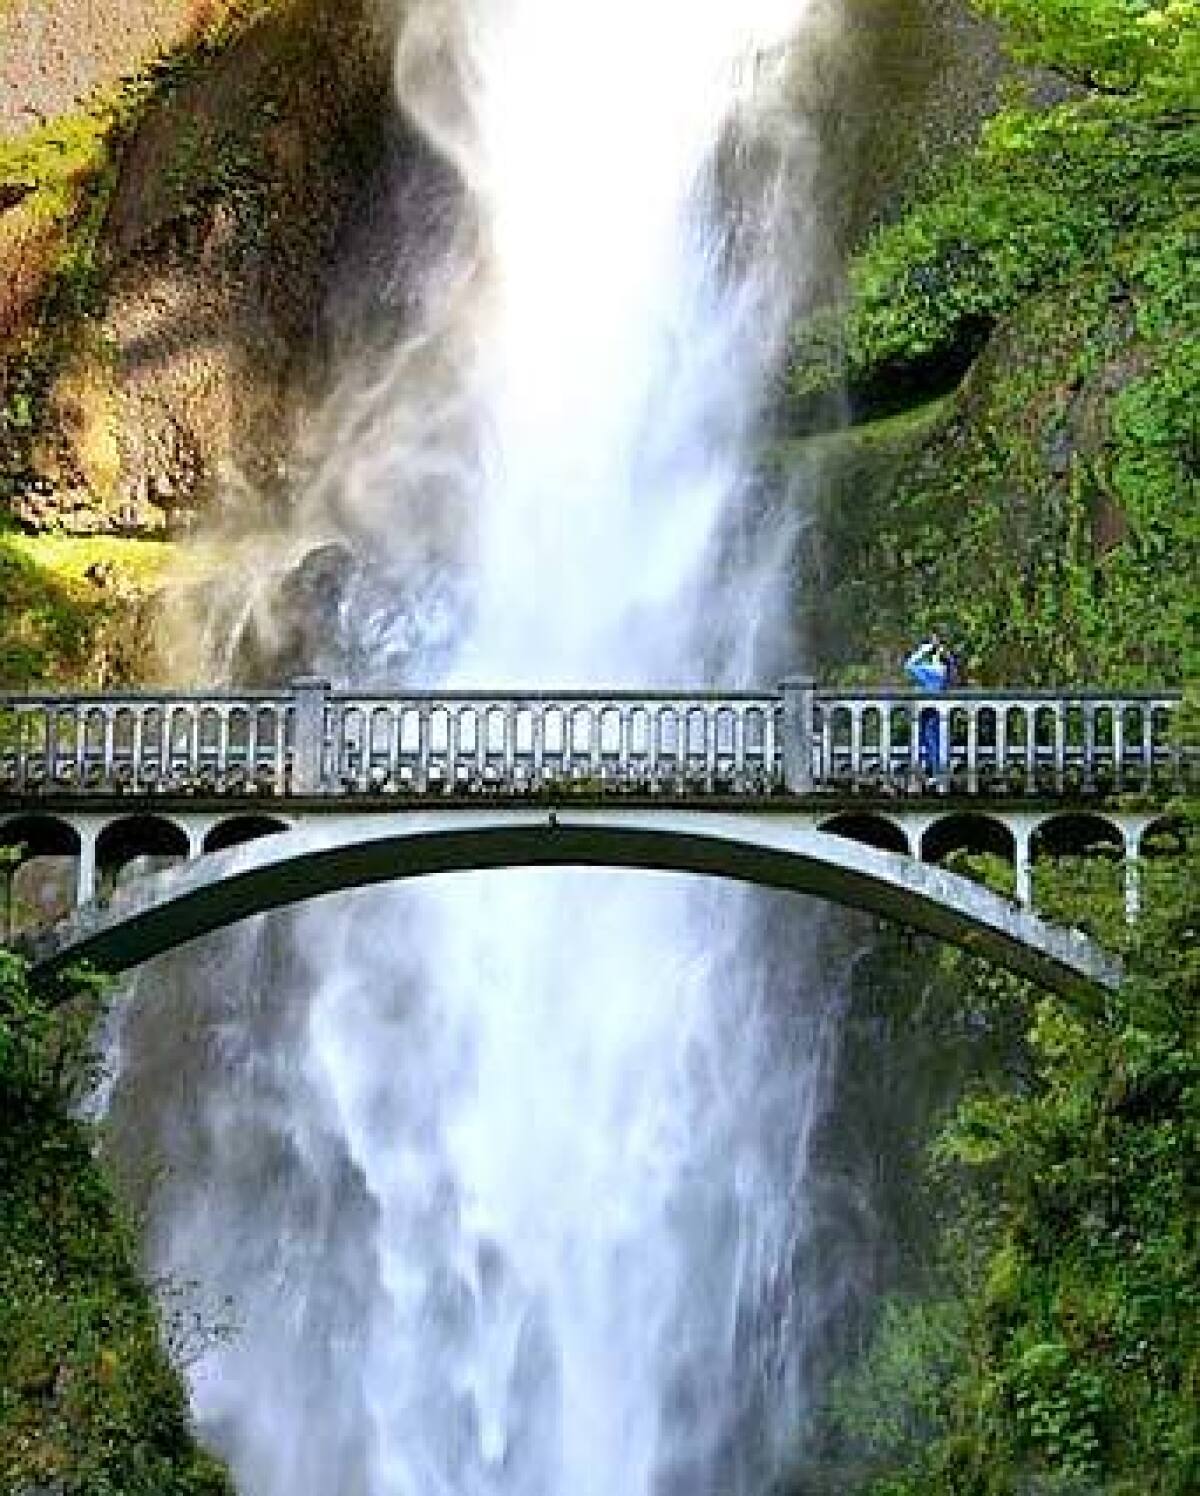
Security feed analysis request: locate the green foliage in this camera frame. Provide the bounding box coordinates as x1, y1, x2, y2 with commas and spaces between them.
855, 217, 1198, 686
0, 531, 161, 688
808, 815, 1200, 1495
971, 0, 1200, 102
783, 0, 1198, 695
0, 953, 233, 1495
787, 100, 1197, 408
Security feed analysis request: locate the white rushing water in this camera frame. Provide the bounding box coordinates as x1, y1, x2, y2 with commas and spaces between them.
110, 3, 859, 1493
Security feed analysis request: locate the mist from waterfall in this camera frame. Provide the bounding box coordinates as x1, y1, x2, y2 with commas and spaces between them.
107, 3, 864, 1493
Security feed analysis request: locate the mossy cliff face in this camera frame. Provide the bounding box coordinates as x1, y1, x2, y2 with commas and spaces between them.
2, 0, 395, 536
777, 7, 1199, 1493
1, 0, 400, 686
783, 5, 1198, 689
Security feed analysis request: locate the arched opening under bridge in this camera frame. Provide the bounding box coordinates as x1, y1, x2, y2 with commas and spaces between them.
203, 815, 291, 856
819, 813, 909, 857
1032, 811, 1126, 918
97, 815, 191, 898
922, 814, 1017, 899
1, 814, 80, 940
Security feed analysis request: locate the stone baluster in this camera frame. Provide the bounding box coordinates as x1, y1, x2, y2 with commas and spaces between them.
216, 708, 230, 782
411, 707, 427, 791
1140, 704, 1155, 788
992, 701, 1006, 785
72, 705, 85, 788
766, 704, 781, 789
186, 706, 201, 784
585, 707, 599, 780
243, 707, 258, 785
965, 703, 980, 795
504, 704, 517, 785
326, 702, 343, 785
671, 705, 685, 785
270, 701, 284, 786
473, 706, 487, 785
844, 705, 859, 784
1049, 703, 1064, 793
131, 708, 146, 788
342, 706, 360, 790
724, 703, 742, 789
867, 706, 885, 789
13, 708, 27, 794
1165, 700, 1183, 788
445, 709, 458, 788
355, 705, 370, 789
935, 702, 951, 789
353, 706, 368, 790
531, 704, 545, 786
44, 706, 59, 787
381, 708, 397, 784
102, 709, 116, 789
1112, 703, 1126, 791
1082, 701, 1097, 792
904, 701, 919, 781
1021, 705, 1037, 794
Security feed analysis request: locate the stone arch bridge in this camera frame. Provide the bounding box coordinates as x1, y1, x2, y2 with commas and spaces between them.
2, 681, 1190, 1001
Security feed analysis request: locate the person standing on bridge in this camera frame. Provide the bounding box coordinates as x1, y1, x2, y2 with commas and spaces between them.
905, 634, 950, 778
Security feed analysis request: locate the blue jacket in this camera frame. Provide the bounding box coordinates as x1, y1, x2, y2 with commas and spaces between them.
905, 642, 948, 692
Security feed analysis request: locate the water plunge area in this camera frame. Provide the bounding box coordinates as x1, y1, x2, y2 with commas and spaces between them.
107, 3, 871, 1492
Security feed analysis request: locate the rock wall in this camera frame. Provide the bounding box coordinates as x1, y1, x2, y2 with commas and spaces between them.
2, 0, 399, 538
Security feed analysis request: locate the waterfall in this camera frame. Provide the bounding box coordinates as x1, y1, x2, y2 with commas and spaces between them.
107, 3, 860, 1492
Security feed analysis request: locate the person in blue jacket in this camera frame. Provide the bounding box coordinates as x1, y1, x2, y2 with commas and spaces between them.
905, 634, 950, 775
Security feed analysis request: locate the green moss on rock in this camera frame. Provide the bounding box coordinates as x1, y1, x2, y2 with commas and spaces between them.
835, 219, 1198, 686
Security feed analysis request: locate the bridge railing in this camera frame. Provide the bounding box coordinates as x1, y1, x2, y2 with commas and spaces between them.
324, 690, 784, 795
0, 691, 296, 797
0, 683, 1189, 800
812, 690, 1187, 797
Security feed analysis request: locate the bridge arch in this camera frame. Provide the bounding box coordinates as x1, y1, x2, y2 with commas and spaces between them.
23, 810, 1119, 1002
1032, 811, 1125, 861
1138, 815, 1187, 857
96, 815, 191, 894
922, 813, 1016, 866
1, 813, 81, 937
1, 812, 80, 862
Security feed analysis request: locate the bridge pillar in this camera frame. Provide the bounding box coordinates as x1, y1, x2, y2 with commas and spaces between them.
1122, 816, 1155, 924
1010, 816, 1037, 909
75, 823, 98, 907
780, 677, 816, 794
291, 678, 330, 795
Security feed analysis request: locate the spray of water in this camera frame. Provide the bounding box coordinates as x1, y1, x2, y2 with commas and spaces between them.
108, 3, 862, 1492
